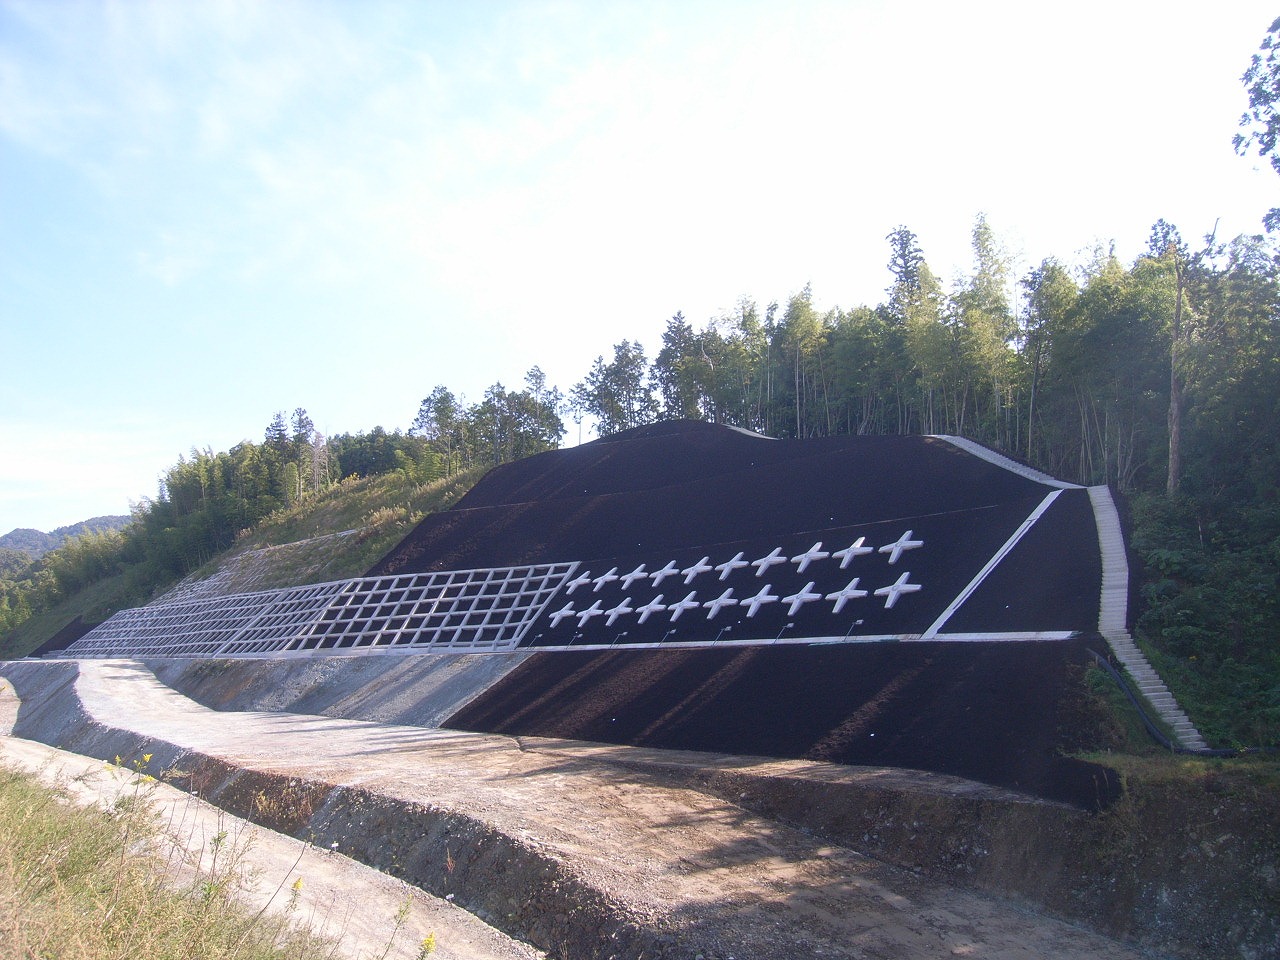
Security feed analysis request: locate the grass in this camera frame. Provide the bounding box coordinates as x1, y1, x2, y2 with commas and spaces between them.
1078, 664, 1158, 757
0, 762, 338, 960
183, 467, 485, 594
0, 467, 485, 660
238, 468, 484, 554
1086, 750, 1280, 792
1080, 663, 1280, 794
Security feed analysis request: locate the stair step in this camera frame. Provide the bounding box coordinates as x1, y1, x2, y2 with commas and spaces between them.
1097, 620, 1213, 751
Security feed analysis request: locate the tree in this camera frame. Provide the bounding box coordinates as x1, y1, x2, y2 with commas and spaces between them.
1146, 220, 1193, 496
775, 285, 825, 437
309, 432, 330, 493
951, 213, 1016, 447
410, 386, 465, 475
521, 366, 566, 451
290, 408, 314, 448
264, 412, 289, 453
523, 366, 561, 436
827, 305, 900, 435
651, 312, 704, 421
1036, 253, 1167, 488
1178, 233, 1280, 503
282, 460, 301, 505
724, 298, 773, 433
572, 340, 658, 436
468, 379, 565, 466
286, 408, 318, 499
1235, 16, 1280, 230
884, 227, 943, 433
885, 225, 925, 323
1018, 259, 1078, 461
262, 412, 291, 501
900, 261, 948, 434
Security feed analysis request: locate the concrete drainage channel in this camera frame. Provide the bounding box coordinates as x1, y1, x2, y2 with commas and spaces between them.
1, 657, 1272, 960
0, 661, 663, 960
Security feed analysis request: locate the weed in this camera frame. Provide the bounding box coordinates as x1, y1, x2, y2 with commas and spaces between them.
374, 894, 414, 960
0, 762, 336, 960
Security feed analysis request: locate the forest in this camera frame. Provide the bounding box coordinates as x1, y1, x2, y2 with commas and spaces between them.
3, 21, 1280, 747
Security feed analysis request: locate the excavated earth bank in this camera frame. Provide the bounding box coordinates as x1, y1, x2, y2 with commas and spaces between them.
3, 657, 1277, 960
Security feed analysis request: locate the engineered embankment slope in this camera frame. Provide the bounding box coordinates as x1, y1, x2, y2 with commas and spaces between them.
0, 658, 1154, 960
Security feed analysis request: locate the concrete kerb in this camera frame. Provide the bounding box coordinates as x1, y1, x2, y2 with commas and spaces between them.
0, 657, 1149, 960
0, 659, 654, 960
0, 735, 544, 960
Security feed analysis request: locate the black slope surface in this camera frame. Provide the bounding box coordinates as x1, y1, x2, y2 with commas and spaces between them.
445, 640, 1123, 809
368, 422, 1120, 805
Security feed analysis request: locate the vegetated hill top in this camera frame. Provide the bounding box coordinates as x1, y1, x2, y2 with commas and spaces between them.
0, 516, 131, 560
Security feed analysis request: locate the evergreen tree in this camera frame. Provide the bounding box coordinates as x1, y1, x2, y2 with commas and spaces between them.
572, 340, 658, 436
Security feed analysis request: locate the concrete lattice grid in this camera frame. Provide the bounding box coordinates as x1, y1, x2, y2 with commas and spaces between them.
61, 563, 577, 659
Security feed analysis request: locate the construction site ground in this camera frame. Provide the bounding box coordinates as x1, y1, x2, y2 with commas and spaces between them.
2, 656, 1234, 960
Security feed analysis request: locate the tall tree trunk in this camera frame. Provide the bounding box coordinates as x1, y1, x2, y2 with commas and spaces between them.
1167, 285, 1185, 497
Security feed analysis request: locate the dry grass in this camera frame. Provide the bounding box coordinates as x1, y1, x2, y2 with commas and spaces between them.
183, 467, 487, 595
0, 763, 338, 960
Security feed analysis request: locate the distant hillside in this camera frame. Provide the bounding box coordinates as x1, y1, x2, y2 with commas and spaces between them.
0, 516, 132, 560
0, 548, 30, 578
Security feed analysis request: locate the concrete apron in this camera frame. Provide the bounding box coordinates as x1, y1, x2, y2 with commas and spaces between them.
0, 733, 543, 960
0, 669, 539, 959
0, 659, 1146, 960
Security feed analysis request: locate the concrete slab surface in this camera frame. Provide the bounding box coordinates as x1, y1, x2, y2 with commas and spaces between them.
0, 658, 1150, 960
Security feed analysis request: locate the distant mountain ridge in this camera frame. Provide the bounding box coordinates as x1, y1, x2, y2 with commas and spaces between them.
0, 516, 132, 560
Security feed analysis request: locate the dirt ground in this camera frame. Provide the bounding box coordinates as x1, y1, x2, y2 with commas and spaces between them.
1, 659, 1158, 960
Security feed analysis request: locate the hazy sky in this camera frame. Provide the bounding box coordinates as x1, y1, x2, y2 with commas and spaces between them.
2, 0, 1275, 533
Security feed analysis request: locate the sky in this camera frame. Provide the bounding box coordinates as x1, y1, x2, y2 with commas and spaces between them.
1, 0, 1276, 534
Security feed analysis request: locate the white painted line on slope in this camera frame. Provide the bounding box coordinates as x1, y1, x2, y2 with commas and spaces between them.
930, 435, 1082, 488
922, 489, 1063, 639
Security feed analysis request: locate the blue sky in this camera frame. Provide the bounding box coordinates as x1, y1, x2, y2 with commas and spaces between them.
1, 0, 1276, 533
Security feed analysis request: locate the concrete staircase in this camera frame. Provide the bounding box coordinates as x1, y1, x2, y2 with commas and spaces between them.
1088, 486, 1210, 752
